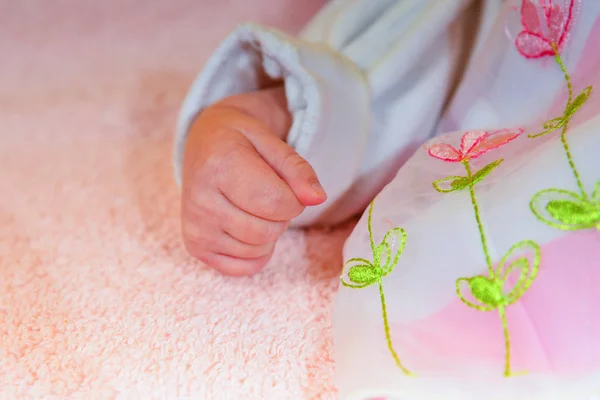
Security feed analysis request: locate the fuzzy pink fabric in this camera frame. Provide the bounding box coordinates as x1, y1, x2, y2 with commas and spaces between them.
0, 1, 351, 398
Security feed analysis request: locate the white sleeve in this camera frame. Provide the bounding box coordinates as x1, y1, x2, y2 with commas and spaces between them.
174, 0, 484, 227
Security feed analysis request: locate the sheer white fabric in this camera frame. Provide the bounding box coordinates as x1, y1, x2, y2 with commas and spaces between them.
334, 1, 600, 398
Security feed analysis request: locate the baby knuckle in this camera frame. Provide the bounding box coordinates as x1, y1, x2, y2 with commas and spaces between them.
246, 241, 275, 259
252, 222, 282, 244
260, 185, 287, 218
209, 146, 250, 187
182, 193, 214, 224
280, 152, 307, 172
236, 246, 262, 259
183, 185, 208, 210
204, 151, 229, 177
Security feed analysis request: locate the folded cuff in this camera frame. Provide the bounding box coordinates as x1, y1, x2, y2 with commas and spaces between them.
174, 23, 370, 226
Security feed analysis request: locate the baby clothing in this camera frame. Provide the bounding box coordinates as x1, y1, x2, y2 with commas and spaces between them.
174, 0, 492, 226
175, 0, 600, 398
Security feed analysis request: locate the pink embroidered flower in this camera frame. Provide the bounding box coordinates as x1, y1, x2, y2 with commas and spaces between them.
515, 0, 578, 59
428, 129, 523, 162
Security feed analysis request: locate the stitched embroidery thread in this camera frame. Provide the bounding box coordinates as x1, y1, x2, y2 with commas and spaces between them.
515, 0, 578, 59
429, 130, 541, 377
340, 201, 413, 376
339, 0, 590, 381
515, 1, 599, 230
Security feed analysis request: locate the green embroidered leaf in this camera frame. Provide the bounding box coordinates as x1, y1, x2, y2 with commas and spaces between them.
432, 175, 468, 193
542, 116, 566, 131
529, 113, 570, 138
470, 159, 504, 187
431, 162, 503, 192
467, 276, 504, 307
546, 199, 600, 227
347, 264, 382, 284
374, 242, 392, 270
566, 86, 593, 115
592, 180, 600, 205
341, 200, 413, 375
378, 227, 407, 276
450, 177, 471, 190
495, 240, 541, 306
530, 188, 598, 230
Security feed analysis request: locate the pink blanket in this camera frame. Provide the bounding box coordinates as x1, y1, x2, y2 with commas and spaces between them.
0, 1, 349, 398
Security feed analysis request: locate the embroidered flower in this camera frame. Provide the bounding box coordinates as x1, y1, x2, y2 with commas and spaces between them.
515, 0, 578, 59
340, 201, 413, 376
429, 125, 540, 377
428, 129, 522, 163
456, 240, 541, 377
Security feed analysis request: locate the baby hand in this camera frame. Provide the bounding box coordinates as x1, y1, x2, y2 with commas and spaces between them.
181, 87, 326, 276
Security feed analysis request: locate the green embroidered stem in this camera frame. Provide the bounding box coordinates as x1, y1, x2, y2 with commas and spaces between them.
368, 200, 377, 256
553, 48, 589, 200
554, 45, 573, 104
455, 240, 540, 377
499, 306, 511, 377
341, 201, 413, 376
529, 43, 598, 230
378, 280, 412, 376
463, 160, 494, 275
430, 154, 542, 377
559, 119, 588, 200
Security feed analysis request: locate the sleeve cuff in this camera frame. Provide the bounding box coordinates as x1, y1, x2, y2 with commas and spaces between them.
174, 23, 370, 227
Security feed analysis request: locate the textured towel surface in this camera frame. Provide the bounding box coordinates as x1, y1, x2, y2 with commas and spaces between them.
0, 1, 350, 399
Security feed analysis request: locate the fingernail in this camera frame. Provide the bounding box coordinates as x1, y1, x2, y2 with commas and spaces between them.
310, 179, 326, 197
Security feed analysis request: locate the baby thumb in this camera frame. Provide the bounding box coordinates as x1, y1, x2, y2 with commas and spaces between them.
275, 151, 327, 207
250, 133, 327, 207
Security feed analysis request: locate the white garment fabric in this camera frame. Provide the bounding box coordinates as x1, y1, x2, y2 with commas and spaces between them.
174, 0, 486, 226
335, 0, 600, 399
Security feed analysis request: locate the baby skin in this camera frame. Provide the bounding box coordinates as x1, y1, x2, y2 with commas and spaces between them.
180, 86, 327, 276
